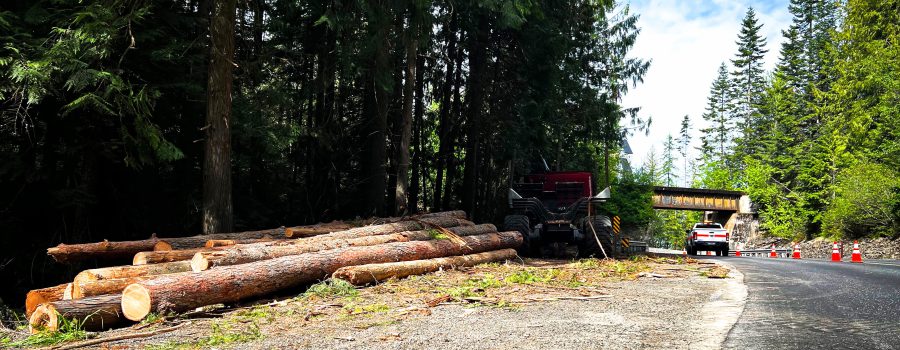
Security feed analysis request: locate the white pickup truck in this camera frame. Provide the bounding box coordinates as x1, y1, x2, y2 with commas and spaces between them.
685, 222, 729, 256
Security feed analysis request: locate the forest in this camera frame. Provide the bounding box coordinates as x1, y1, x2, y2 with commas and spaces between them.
0, 0, 647, 303
1, 0, 898, 305
646, 0, 900, 245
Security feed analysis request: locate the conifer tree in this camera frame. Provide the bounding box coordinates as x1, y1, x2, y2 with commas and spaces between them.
730, 7, 768, 163
700, 63, 733, 162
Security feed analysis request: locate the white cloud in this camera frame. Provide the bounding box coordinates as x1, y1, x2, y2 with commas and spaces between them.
619, 0, 792, 185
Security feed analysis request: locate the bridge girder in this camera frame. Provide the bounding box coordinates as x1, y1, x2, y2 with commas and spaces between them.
651, 186, 743, 212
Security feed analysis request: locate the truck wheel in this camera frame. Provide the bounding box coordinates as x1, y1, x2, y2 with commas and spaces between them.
578, 216, 614, 258
722, 248, 730, 257
503, 215, 536, 256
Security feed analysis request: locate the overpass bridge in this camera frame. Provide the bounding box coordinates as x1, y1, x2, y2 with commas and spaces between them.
651, 186, 757, 246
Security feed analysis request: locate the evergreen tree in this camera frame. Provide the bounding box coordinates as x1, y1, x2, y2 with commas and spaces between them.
730, 7, 768, 163
700, 63, 734, 162
677, 115, 690, 187
661, 134, 676, 186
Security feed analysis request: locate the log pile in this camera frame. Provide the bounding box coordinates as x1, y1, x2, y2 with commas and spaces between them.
26, 211, 520, 333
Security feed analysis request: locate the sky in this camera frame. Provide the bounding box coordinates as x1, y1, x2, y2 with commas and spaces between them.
619, 0, 792, 184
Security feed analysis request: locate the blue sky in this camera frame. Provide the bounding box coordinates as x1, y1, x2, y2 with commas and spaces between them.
619, 0, 791, 185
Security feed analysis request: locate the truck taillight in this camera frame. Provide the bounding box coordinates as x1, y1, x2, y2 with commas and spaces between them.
692, 231, 697, 240
726, 232, 730, 240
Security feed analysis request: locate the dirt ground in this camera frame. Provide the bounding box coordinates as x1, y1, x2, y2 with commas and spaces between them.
2, 255, 737, 349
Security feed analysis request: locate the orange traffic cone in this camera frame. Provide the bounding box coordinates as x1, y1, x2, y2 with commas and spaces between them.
831, 241, 841, 262
735, 245, 742, 257
792, 243, 801, 259
851, 241, 863, 263
682, 248, 687, 257
769, 244, 777, 258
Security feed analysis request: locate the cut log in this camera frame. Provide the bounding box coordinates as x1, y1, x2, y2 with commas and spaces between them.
333, 248, 518, 285
294, 216, 472, 241
121, 231, 522, 320
204, 238, 284, 247
283, 221, 354, 238
192, 224, 498, 271
46, 236, 160, 264
72, 277, 153, 299
63, 283, 73, 300
25, 284, 68, 317
133, 247, 224, 265
74, 261, 192, 283
154, 227, 285, 251
28, 295, 123, 333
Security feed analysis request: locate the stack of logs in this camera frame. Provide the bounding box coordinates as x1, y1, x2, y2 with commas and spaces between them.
26, 211, 521, 333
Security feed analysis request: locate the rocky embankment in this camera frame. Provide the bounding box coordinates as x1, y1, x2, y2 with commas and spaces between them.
746, 237, 900, 260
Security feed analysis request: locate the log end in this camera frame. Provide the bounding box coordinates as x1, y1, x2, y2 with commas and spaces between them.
28, 304, 58, 334
190, 253, 211, 272
205, 240, 232, 248
133, 252, 150, 265
62, 283, 73, 300
121, 284, 152, 321
70, 282, 84, 300
153, 241, 173, 251
25, 291, 46, 318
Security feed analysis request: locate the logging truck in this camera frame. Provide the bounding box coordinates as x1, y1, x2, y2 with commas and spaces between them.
503, 170, 615, 257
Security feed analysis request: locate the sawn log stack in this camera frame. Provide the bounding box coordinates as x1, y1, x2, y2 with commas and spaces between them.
26, 211, 520, 333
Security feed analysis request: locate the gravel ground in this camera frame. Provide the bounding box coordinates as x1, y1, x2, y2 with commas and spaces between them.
5, 257, 743, 350
210, 260, 737, 350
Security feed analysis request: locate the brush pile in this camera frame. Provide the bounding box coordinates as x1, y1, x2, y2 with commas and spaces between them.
26, 211, 521, 333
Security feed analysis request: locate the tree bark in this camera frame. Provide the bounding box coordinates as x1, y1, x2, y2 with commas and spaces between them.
25, 284, 68, 317
46, 236, 160, 264
461, 13, 490, 217
72, 277, 153, 299
433, 11, 458, 209
333, 248, 517, 285
359, 1, 391, 217
29, 295, 123, 333
74, 261, 192, 283
205, 238, 283, 247
295, 216, 470, 242
133, 248, 222, 265
409, 46, 425, 212
154, 227, 284, 250
192, 224, 497, 271
395, 8, 418, 215
121, 231, 522, 321
283, 221, 353, 238
202, 0, 237, 234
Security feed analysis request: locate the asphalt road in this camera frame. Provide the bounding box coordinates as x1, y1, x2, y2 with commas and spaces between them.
705, 256, 900, 350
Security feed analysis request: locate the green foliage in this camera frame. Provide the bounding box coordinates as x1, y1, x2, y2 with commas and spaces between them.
606, 169, 654, 227
823, 162, 900, 238
7, 315, 87, 347
302, 278, 359, 299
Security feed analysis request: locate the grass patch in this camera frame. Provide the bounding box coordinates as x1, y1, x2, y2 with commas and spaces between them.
141, 312, 165, 325
303, 278, 359, 299
572, 258, 602, 269
7, 316, 88, 347
504, 268, 559, 284
235, 307, 271, 322
204, 321, 261, 346
344, 302, 390, 314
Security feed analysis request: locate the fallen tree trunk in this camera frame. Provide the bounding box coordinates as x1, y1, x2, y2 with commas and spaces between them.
291, 216, 472, 241
46, 236, 160, 264
192, 224, 498, 271
121, 231, 521, 320
356, 210, 469, 226
133, 248, 223, 265
333, 248, 518, 285
154, 227, 286, 251
72, 277, 153, 299
74, 261, 192, 283
29, 295, 123, 333
282, 221, 354, 238
205, 238, 284, 247
25, 284, 68, 317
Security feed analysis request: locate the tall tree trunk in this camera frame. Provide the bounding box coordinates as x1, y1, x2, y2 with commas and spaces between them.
442, 38, 465, 210
202, 0, 237, 234
360, 3, 390, 216
461, 14, 490, 217
433, 12, 458, 209
395, 10, 418, 215
409, 48, 426, 212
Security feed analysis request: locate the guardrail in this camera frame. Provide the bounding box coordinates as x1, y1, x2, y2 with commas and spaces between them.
728, 248, 792, 258
622, 240, 648, 254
